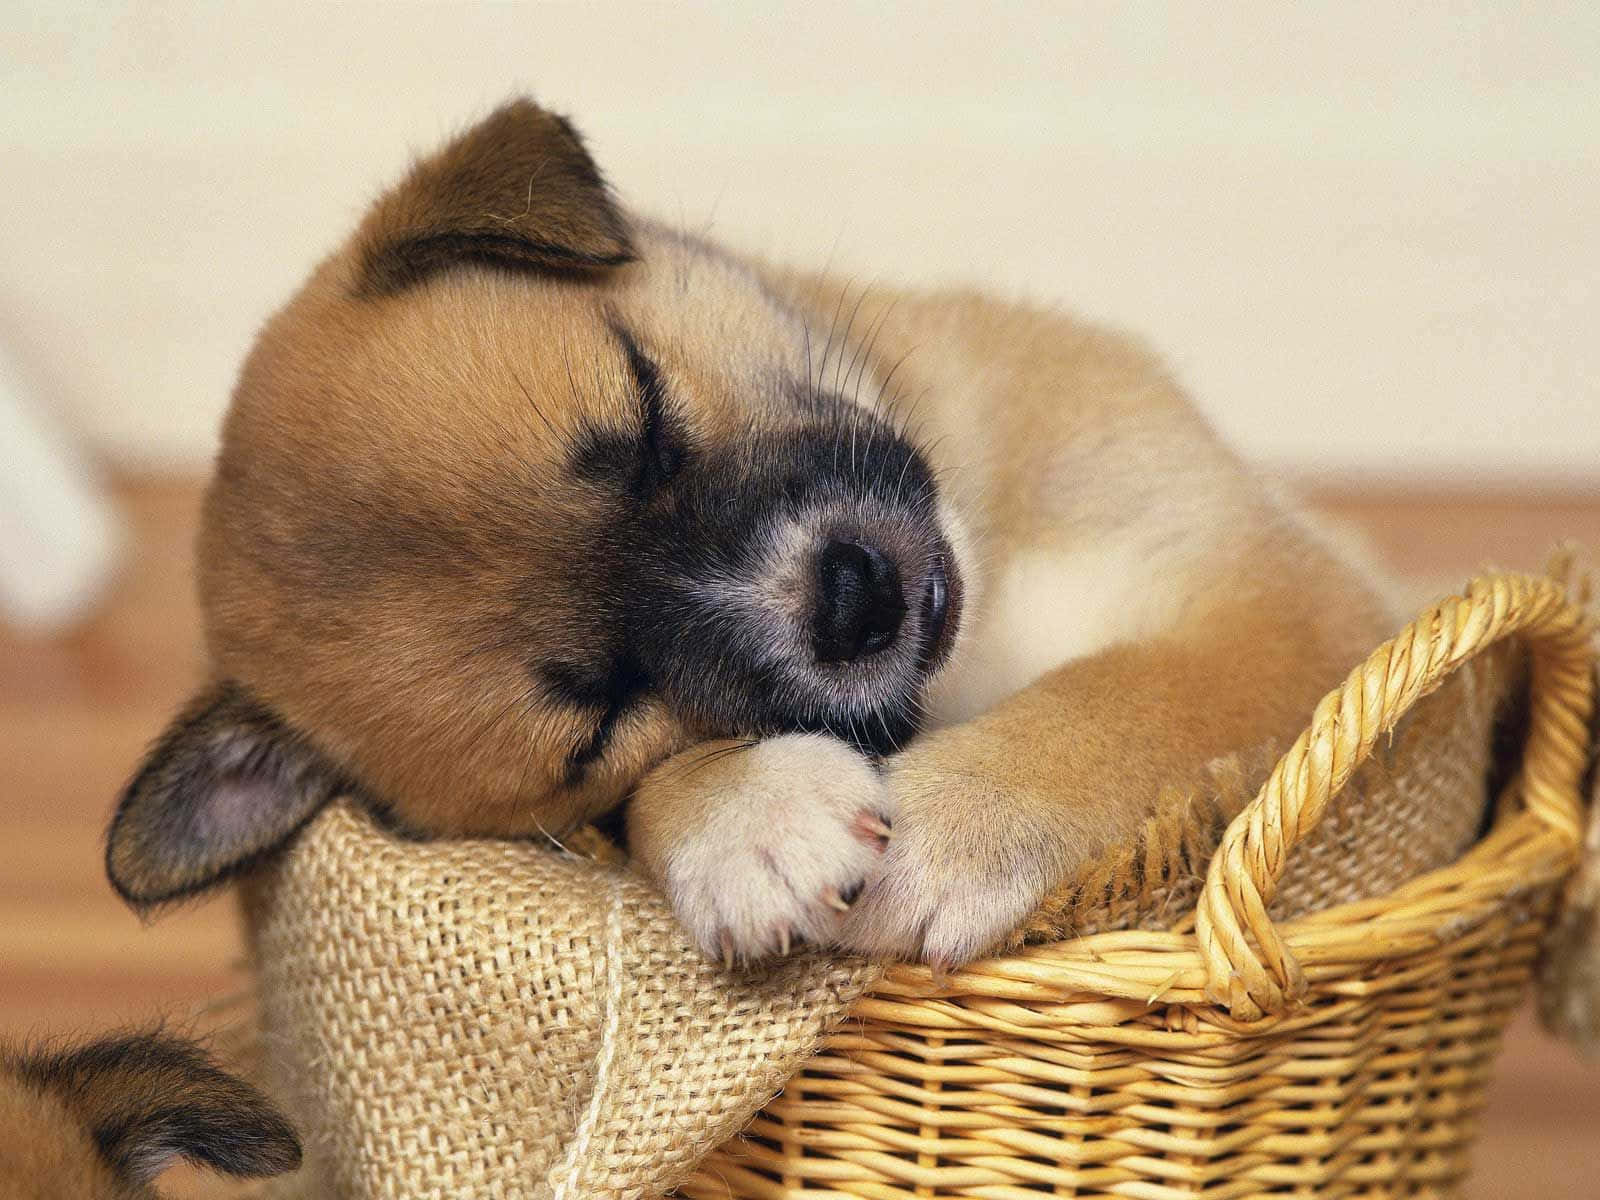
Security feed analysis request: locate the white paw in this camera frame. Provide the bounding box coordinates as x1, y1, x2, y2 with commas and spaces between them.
836, 767, 1060, 968
661, 733, 895, 966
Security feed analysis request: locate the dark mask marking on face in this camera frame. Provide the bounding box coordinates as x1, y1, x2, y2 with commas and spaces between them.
616, 324, 684, 489
546, 345, 948, 765
544, 658, 652, 782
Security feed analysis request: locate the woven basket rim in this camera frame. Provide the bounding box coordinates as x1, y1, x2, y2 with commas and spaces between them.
867, 569, 1595, 1028
866, 806, 1565, 1010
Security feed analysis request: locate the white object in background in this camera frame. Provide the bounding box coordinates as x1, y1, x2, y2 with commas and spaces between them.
0, 339, 123, 633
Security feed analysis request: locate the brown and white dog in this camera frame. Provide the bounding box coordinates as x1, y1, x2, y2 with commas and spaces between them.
0, 1031, 299, 1198
105, 98, 1389, 968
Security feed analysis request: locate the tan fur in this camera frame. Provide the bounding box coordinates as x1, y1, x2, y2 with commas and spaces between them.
118, 98, 1389, 965
0, 1033, 300, 1198
0, 1078, 135, 1200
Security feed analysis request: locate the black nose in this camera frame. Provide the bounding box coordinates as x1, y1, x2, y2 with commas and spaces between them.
813, 540, 906, 663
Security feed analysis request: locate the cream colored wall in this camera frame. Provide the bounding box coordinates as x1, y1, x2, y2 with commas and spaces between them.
3, 2, 1596, 482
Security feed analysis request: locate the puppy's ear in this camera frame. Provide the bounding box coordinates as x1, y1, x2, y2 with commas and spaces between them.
357, 95, 634, 294
106, 681, 344, 909
17, 1033, 301, 1184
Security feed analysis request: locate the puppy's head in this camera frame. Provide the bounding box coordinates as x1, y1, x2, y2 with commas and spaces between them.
108, 98, 963, 907
0, 1032, 300, 1198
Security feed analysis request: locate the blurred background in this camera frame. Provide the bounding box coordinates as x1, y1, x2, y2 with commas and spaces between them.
1, 3, 1596, 1196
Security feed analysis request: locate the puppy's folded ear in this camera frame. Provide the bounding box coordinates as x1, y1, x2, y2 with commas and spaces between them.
106, 681, 344, 909
357, 95, 634, 294
17, 1032, 301, 1183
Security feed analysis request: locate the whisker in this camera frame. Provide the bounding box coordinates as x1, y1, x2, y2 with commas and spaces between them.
843, 288, 892, 407
873, 343, 918, 427
849, 303, 898, 489
895, 384, 935, 446
834, 282, 872, 398
874, 706, 898, 754
802, 322, 815, 409
817, 280, 851, 404
559, 333, 599, 452
458, 683, 541, 761
504, 693, 561, 827
664, 739, 760, 783
891, 435, 920, 506
509, 362, 579, 457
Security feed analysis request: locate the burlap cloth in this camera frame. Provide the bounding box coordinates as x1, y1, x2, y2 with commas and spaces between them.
246, 624, 1528, 1199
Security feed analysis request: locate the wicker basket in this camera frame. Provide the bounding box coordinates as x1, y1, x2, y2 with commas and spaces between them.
679, 571, 1596, 1199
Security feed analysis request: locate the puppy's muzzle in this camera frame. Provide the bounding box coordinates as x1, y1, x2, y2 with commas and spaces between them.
813, 540, 907, 663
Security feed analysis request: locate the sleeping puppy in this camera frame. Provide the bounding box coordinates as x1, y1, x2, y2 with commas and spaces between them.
106, 98, 1389, 967
0, 1031, 299, 1198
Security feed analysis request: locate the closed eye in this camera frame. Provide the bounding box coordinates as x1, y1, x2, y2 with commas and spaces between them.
568, 324, 686, 497
615, 324, 683, 491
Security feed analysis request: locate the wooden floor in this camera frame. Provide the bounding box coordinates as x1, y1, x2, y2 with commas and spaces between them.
1, 479, 1596, 1198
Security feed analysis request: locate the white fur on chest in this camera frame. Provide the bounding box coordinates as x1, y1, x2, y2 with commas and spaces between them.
926, 536, 1188, 726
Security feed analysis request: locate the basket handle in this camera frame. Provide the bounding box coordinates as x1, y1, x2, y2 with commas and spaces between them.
1195, 571, 1595, 1021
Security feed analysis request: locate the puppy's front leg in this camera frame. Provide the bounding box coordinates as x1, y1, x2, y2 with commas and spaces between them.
840, 586, 1379, 967
628, 733, 896, 965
